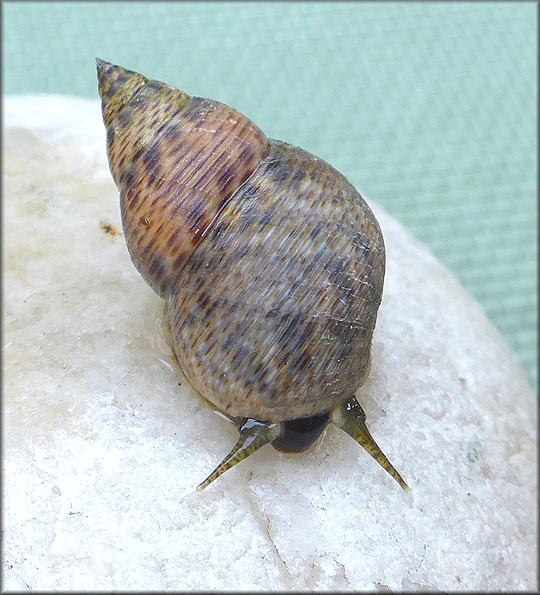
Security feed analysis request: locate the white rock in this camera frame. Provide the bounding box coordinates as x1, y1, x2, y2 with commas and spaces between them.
3, 96, 537, 591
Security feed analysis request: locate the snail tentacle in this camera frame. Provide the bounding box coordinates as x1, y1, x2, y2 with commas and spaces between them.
196, 418, 281, 491
331, 396, 409, 491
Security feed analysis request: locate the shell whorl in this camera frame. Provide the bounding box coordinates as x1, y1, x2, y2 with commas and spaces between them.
97, 59, 270, 298
169, 140, 386, 422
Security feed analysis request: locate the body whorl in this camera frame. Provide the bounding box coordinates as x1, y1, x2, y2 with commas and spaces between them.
168, 140, 385, 422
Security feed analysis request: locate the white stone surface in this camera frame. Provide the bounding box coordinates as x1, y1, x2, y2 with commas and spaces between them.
3, 95, 537, 591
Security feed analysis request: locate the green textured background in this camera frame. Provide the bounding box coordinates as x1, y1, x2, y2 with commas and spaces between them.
3, 2, 537, 392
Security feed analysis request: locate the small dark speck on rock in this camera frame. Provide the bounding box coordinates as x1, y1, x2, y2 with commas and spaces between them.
100, 220, 121, 237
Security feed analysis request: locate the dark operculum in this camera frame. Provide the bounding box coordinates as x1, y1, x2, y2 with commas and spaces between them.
271, 411, 331, 453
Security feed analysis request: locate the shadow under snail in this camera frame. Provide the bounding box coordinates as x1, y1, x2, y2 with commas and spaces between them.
96, 58, 409, 492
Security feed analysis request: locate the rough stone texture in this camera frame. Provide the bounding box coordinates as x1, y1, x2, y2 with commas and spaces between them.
3, 96, 537, 591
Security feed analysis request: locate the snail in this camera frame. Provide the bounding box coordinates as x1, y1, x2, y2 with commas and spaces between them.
96, 58, 409, 492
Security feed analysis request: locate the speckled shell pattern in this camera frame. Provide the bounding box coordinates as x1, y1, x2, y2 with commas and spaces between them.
98, 60, 386, 423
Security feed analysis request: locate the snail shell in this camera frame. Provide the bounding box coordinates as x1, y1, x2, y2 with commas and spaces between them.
97, 59, 408, 492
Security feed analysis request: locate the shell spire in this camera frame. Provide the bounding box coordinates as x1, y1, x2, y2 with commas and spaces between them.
96, 59, 270, 298
96, 58, 148, 127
